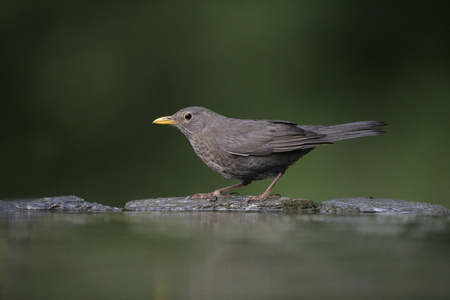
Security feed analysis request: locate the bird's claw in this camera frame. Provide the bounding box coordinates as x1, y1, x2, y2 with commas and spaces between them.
244, 193, 281, 202
190, 193, 218, 201
244, 195, 266, 202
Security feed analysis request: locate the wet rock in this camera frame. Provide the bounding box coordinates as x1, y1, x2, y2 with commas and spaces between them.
0, 196, 121, 212
1, 195, 448, 215
124, 196, 317, 212
319, 198, 450, 215
125, 196, 449, 215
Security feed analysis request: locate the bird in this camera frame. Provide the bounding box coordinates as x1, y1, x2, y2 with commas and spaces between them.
153, 106, 387, 202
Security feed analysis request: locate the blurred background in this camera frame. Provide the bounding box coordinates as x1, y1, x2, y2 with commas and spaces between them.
1, 1, 449, 208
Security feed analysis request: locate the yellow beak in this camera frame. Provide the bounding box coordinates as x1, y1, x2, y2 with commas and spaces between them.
152, 116, 180, 125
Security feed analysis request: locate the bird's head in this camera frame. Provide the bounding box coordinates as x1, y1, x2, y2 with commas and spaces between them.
153, 106, 220, 138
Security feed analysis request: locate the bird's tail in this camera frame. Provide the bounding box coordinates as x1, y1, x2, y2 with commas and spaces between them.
302, 121, 388, 143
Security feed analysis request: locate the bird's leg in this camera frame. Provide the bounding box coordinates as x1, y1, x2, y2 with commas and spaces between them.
191, 181, 250, 201
244, 172, 284, 202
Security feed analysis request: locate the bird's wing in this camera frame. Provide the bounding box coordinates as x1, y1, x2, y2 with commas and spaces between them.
216, 120, 331, 156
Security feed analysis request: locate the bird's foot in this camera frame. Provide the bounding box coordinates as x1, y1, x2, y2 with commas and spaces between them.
244, 193, 281, 202
190, 189, 229, 202
268, 193, 282, 198
244, 195, 267, 202
191, 182, 247, 201
190, 193, 218, 201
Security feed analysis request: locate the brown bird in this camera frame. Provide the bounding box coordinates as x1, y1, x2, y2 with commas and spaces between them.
153, 107, 387, 201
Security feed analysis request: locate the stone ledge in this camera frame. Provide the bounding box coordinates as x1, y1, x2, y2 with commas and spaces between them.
0, 196, 121, 212
124, 196, 449, 215
1, 196, 448, 215
319, 198, 450, 215
124, 196, 317, 212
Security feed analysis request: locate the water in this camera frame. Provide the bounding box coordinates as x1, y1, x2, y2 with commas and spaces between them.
1, 211, 449, 299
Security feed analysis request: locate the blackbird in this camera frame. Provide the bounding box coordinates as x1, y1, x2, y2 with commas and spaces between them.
153, 107, 387, 201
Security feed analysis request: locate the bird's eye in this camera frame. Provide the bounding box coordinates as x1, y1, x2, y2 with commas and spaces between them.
184, 113, 192, 120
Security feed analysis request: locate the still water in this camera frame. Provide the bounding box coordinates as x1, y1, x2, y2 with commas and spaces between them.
1, 211, 449, 299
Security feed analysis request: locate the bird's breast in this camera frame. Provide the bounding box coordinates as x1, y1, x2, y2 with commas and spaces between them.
188, 136, 232, 176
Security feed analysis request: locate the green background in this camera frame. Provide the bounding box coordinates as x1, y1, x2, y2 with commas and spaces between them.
1, 1, 449, 208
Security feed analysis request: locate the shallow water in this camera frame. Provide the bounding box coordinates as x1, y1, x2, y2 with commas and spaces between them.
1, 211, 449, 300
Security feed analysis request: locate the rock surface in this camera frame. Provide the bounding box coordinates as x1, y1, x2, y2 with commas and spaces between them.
124, 196, 317, 212
0, 196, 121, 212
1, 195, 448, 215
320, 197, 450, 215
124, 196, 450, 215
